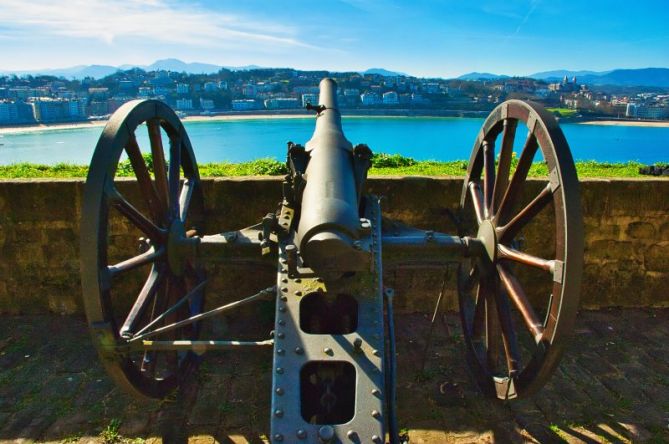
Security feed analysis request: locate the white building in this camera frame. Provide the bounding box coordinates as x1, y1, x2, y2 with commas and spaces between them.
176, 83, 189, 94
175, 98, 193, 110
232, 99, 261, 111
382, 91, 399, 105
200, 98, 215, 110
301, 94, 319, 108
360, 92, 380, 106
264, 98, 300, 110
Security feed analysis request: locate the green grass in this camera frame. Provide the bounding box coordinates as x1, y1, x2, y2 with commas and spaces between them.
0, 153, 655, 178
546, 107, 578, 118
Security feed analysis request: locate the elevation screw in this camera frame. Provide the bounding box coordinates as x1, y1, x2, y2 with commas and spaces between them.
353, 338, 363, 350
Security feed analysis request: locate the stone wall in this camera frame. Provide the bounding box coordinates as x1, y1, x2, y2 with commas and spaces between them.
0, 177, 667, 315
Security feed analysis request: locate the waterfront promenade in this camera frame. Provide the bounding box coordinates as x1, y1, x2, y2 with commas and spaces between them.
1, 309, 667, 443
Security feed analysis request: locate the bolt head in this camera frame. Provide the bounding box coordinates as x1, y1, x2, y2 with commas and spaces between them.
323, 347, 333, 356
318, 425, 335, 442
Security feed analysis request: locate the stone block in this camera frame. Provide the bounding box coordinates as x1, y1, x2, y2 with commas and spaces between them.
625, 221, 656, 239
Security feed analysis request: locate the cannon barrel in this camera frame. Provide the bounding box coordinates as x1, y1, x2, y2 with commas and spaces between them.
296, 78, 365, 275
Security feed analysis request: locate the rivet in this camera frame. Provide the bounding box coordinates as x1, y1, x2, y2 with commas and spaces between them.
323, 347, 333, 356
278, 319, 285, 326
295, 346, 304, 355
275, 387, 284, 395
316, 277, 323, 283
371, 409, 381, 418
277, 348, 285, 355
274, 409, 284, 417
372, 435, 382, 443
294, 278, 302, 283
280, 295, 288, 301
371, 388, 381, 396
318, 425, 335, 442
347, 430, 357, 440
294, 290, 302, 296
281, 278, 288, 283
274, 433, 284, 442
277, 332, 285, 339
281, 258, 287, 264
281, 287, 288, 292
296, 429, 307, 439
372, 349, 380, 356
276, 367, 284, 374
279, 306, 286, 312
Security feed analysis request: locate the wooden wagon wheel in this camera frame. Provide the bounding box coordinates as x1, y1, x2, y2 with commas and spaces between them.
80, 99, 205, 399
458, 100, 583, 399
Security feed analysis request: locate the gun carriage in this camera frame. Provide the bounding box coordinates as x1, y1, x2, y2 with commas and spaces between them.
80, 78, 583, 443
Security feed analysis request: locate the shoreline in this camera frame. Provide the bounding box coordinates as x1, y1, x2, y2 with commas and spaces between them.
577, 119, 669, 128
2, 114, 669, 135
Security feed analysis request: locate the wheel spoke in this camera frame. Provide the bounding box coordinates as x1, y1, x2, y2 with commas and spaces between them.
179, 179, 195, 223
483, 141, 496, 218
168, 133, 182, 219
120, 266, 165, 338
498, 182, 552, 242
493, 279, 522, 374
472, 280, 486, 338
125, 133, 166, 224
468, 181, 485, 225
492, 119, 517, 214
495, 130, 538, 225
497, 264, 544, 343
108, 246, 165, 278
107, 185, 166, 242
148, 120, 170, 213
498, 244, 554, 273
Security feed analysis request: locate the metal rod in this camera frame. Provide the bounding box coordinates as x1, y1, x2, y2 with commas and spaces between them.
130, 286, 276, 341
420, 268, 450, 373
137, 339, 274, 352
384, 288, 399, 444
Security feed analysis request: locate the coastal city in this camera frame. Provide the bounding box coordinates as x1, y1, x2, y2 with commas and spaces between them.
1, 67, 668, 126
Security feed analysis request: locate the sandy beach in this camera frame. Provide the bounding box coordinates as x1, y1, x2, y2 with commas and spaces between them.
0, 114, 316, 135
2, 114, 669, 135
579, 119, 669, 128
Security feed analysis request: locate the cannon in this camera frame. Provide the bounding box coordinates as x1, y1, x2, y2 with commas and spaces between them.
80, 78, 583, 442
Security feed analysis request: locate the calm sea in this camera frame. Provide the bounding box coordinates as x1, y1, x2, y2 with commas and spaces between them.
0, 117, 667, 165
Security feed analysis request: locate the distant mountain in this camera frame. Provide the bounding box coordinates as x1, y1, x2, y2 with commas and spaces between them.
577, 68, 669, 88
0, 64, 120, 79
458, 72, 509, 81
529, 69, 610, 80
362, 68, 407, 77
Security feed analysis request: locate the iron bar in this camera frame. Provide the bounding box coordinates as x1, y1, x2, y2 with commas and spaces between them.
130, 286, 276, 341
137, 339, 274, 352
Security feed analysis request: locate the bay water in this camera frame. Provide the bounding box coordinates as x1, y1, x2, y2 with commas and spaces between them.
0, 117, 667, 165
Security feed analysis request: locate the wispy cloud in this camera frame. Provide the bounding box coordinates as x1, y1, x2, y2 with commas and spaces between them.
0, 0, 317, 49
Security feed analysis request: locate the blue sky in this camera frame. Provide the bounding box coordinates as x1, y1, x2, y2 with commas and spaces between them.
0, 0, 667, 78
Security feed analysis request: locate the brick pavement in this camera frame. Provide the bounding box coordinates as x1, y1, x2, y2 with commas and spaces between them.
0, 309, 668, 443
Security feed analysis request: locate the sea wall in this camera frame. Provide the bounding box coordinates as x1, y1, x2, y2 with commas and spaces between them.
0, 177, 667, 315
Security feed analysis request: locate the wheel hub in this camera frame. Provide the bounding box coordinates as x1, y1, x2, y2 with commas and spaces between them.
476, 219, 497, 263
